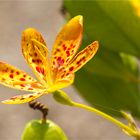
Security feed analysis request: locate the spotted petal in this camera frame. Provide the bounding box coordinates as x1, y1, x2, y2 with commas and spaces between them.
51, 15, 83, 81
53, 41, 98, 82
2, 92, 45, 104
21, 28, 50, 86
67, 41, 99, 73
0, 61, 44, 92
48, 73, 75, 92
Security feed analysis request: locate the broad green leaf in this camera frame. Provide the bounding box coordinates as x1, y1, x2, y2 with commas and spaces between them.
22, 120, 68, 140
64, 0, 140, 117
64, 0, 140, 57
85, 47, 138, 79
75, 68, 140, 117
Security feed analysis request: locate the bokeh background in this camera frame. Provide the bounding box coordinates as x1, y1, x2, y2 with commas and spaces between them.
0, 0, 138, 139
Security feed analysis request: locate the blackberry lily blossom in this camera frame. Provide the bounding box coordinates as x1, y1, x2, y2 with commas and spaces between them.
1, 16, 140, 139
0, 15, 99, 104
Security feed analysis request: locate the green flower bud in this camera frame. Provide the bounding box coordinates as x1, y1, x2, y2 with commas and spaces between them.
53, 90, 74, 106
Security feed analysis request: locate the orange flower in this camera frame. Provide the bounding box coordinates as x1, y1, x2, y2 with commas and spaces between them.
0, 15, 99, 104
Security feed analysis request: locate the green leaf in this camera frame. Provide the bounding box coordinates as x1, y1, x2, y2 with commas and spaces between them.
75, 68, 140, 117
64, 0, 140, 57
85, 47, 138, 79
64, 0, 140, 117
22, 120, 68, 140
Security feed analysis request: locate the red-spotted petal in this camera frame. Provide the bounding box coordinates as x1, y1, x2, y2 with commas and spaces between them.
21, 28, 50, 86
0, 61, 44, 92
50, 15, 83, 81
67, 41, 99, 73
48, 73, 75, 92
2, 92, 45, 104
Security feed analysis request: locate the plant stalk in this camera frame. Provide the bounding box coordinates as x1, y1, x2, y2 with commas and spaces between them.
29, 100, 48, 123
73, 102, 139, 138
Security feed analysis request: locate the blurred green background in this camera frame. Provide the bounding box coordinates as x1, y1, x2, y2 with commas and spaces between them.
64, 0, 140, 118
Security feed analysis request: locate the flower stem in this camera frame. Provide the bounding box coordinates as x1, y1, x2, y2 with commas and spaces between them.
29, 100, 48, 123
73, 102, 138, 137
53, 90, 140, 138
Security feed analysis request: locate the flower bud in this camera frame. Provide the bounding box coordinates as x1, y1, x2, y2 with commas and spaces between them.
53, 90, 74, 106
22, 120, 68, 140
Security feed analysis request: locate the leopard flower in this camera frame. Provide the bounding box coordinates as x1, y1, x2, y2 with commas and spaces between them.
0, 15, 99, 104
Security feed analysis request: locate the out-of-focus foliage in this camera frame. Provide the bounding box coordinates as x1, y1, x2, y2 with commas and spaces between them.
64, 0, 140, 117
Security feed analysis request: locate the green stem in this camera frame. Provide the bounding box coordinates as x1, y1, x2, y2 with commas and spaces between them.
53, 90, 140, 138
73, 102, 138, 137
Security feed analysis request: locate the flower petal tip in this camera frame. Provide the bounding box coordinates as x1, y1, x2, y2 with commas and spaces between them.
22, 28, 41, 41
76, 15, 83, 25
1, 100, 10, 104
94, 41, 99, 50
71, 15, 83, 26
23, 28, 37, 34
